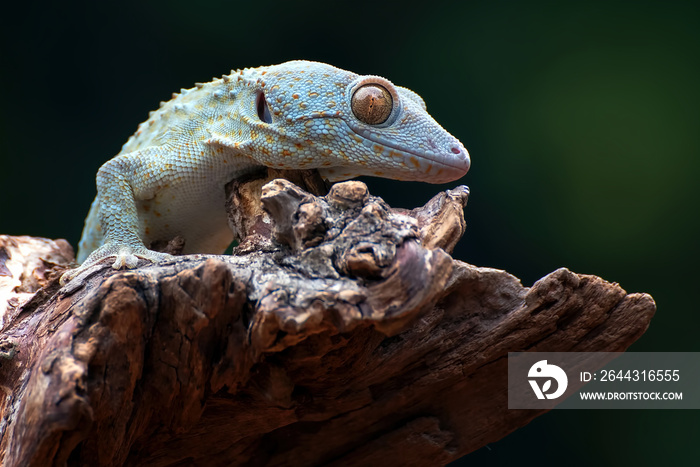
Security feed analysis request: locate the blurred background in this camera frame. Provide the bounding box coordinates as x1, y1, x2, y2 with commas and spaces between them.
1, 0, 698, 464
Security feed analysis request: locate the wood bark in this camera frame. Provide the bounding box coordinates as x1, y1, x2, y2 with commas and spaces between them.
0, 172, 655, 466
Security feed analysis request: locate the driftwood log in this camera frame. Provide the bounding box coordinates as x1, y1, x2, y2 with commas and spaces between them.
0, 171, 655, 466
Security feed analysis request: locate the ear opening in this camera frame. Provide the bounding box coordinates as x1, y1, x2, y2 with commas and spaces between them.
256, 91, 272, 124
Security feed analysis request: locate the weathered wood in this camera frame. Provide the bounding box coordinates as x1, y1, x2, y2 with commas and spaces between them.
0, 175, 655, 466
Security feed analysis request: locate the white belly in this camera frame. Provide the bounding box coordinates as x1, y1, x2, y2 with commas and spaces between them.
137, 181, 233, 254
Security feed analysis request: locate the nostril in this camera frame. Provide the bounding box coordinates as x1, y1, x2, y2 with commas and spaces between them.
451, 146, 467, 159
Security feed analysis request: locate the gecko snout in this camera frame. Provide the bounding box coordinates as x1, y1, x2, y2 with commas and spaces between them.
450, 142, 471, 175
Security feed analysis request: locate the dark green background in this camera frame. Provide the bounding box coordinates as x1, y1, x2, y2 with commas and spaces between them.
1, 1, 698, 465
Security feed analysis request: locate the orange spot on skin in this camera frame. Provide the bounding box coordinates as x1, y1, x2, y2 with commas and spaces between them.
295, 143, 304, 149
308, 91, 319, 98
373, 144, 384, 153
292, 94, 300, 99
283, 149, 291, 156
299, 103, 307, 109
145, 227, 150, 235
374, 171, 384, 176
153, 210, 162, 217
409, 157, 420, 168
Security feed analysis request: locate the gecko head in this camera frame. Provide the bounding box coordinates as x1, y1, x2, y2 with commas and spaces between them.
241, 61, 470, 184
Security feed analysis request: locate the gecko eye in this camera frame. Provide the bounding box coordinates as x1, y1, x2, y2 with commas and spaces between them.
256, 92, 272, 124
351, 84, 393, 125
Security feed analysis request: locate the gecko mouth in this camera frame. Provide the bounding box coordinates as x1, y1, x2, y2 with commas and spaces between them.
354, 128, 470, 173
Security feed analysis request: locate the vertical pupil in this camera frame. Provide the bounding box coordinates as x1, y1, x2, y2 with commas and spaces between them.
257, 92, 272, 123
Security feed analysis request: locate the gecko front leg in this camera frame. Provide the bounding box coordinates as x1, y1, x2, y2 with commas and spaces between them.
61, 148, 175, 284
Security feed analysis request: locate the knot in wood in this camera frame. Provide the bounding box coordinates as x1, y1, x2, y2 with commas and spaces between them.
343, 243, 385, 279
327, 181, 370, 209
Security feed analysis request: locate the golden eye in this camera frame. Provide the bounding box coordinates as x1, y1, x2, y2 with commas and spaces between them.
351, 84, 393, 125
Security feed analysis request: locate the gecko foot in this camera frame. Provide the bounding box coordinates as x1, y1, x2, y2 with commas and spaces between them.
60, 243, 174, 285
